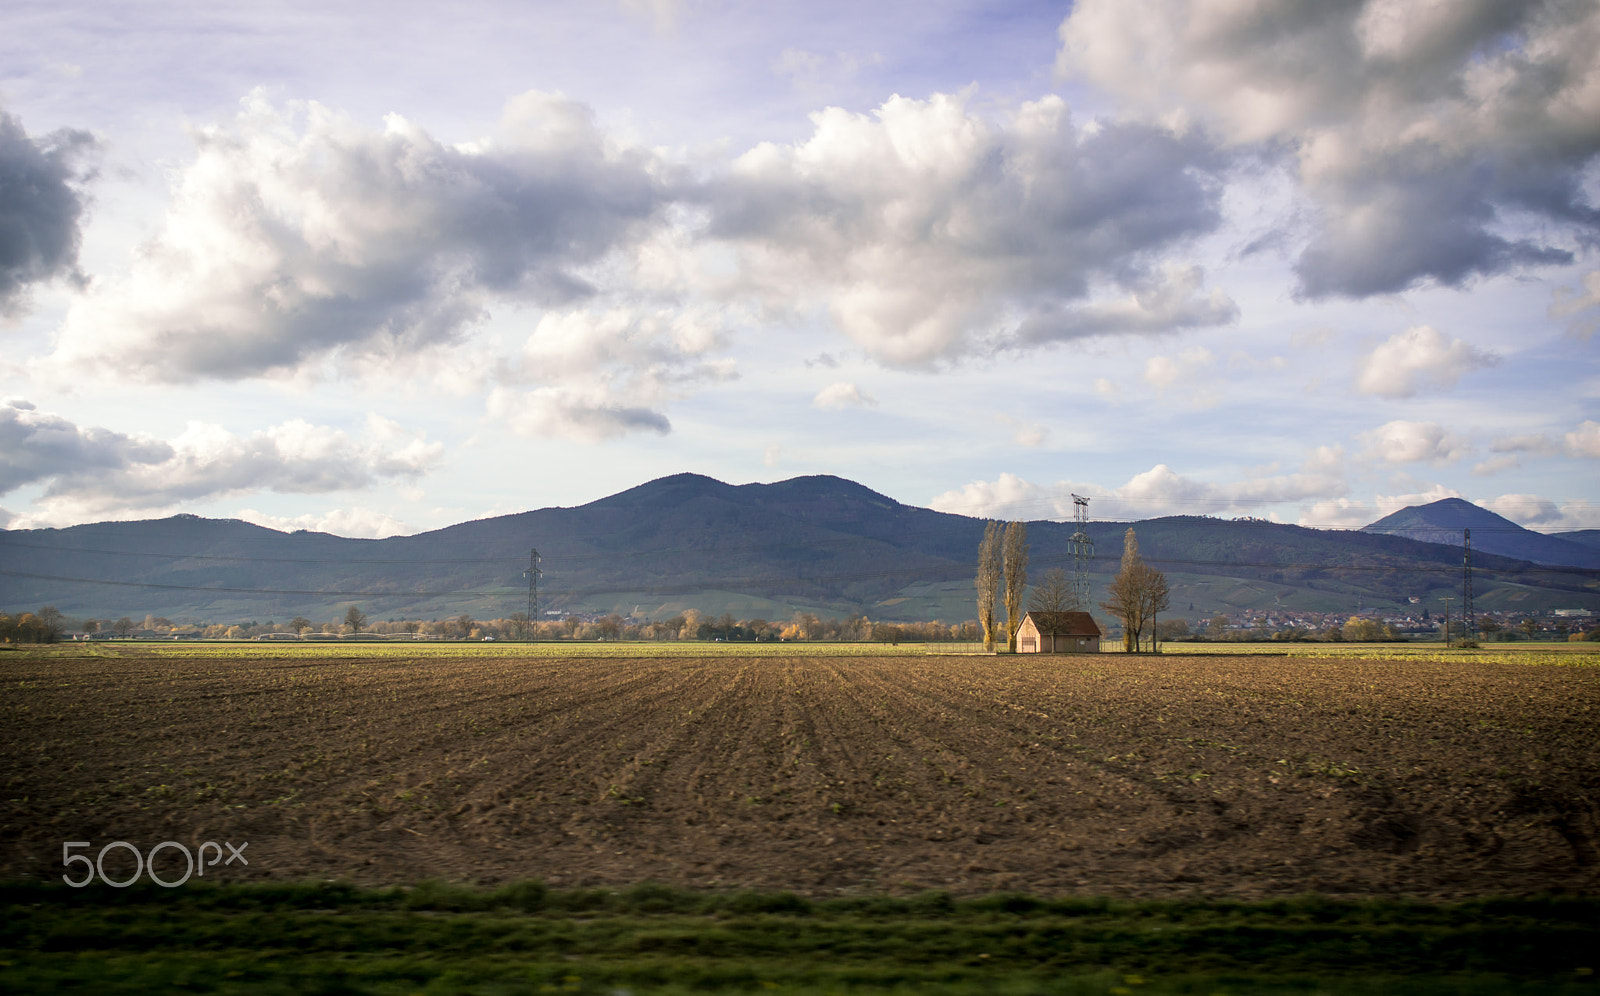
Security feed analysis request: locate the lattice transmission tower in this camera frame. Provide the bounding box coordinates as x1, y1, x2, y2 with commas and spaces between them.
1069, 494, 1094, 610
1461, 528, 1474, 641
523, 549, 542, 634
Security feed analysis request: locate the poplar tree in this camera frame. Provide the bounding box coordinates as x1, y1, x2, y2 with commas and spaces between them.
975, 520, 1002, 652
1002, 520, 1029, 652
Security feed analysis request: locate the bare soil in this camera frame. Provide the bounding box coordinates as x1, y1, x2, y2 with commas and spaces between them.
2, 648, 1596, 899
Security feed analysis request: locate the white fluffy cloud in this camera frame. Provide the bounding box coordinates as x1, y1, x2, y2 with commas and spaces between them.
998, 415, 1048, 448
1550, 270, 1600, 339
1300, 484, 1465, 528
1058, 0, 1600, 298
1483, 493, 1562, 527
1483, 492, 1600, 531
235, 506, 415, 539
812, 381, 877, 410
2, 403, 442, 525
485, 306, 734, 441
1567, 420, 1600, 458
929, 461, 1344, 522
50, 91, 671, 382
1143, 345, 1215, 393
1359, 420, 1472, 465
707, 92, 1233, 366
1475, 421, 1600, 469
1355, 325, 1497, 398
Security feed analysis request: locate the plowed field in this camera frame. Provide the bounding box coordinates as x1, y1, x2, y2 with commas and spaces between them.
2, 647, 1595, 899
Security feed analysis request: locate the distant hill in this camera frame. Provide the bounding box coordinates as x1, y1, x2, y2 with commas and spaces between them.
1557, 529, 1600, 551
1362, 498, 1600, 569
2, 475, 1596, 624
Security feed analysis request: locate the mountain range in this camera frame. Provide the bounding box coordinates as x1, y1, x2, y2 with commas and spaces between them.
2, 474, 1596, 625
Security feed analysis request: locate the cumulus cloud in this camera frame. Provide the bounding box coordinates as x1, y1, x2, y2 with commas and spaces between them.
1300, 484, 1466, 528
1143, 345, 1215, 393
1567, 420, 1600, 458
235, 506, 415, 539
1298, 497, 1380, 529
1058, 0, 1600, 298
487, 385, 672, 442
929, 461, 1344, 521
706, 92, 1232, 366
1550, 270, 1600, 339
773, 47, 883, 98
0, 108, 96, 315
1471, 454, 1522, 477
998, 415, 1048, 448
50, 91, 670, 382
812, 381, 877, 410
1477, 421, 1600, 463
1483, 493, 1563, 527
0, 398, 169, 493
1, 402, 442, 524
1359, 420, 1471, 465
1482, 492, 1600, 531
1490, 432, 1561, 457
1355, 325, 1497, 397
484, 305, 733, 441
1013, 264, 1238, 344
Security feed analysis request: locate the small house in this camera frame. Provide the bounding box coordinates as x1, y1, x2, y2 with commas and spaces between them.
1016, 611, 1101, 653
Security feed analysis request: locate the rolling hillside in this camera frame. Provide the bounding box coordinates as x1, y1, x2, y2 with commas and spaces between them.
2, 474, 1596, 624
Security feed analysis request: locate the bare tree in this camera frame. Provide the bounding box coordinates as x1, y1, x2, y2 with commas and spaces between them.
1028, 566, 1077, 614
1002, 521, 1029, 652
344, 605, 367, 634
508, 611, 531, 640
975, 520, 1003, 652
37, 606, 64, 642
1100, 527, 1168, 652
1139, 561, 1172, 652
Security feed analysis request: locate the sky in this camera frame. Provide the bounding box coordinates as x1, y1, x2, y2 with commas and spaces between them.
2, 0, 1598, 538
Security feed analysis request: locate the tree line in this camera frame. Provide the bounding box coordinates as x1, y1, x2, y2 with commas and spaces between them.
0, 605, 987, 644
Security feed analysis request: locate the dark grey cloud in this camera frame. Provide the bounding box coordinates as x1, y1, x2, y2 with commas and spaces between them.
0, 399, 170, 494
0, 108, 95, 315
1060, 0, 1600, 300
1295, 168, 1576, 298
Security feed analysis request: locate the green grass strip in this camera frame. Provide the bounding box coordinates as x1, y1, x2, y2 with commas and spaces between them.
3, 880, 1596, 995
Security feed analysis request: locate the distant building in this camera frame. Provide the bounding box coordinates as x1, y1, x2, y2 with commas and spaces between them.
1016, 611, 1101, 653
